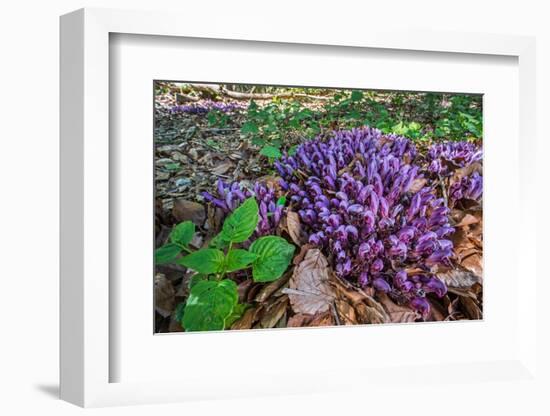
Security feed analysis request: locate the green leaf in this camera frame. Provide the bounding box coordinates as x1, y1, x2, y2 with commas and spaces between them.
225, 249, 258, 273
170, 221, 195, 246
182, 279, 239, 331
351, 90, 364, 102
221, 198, 259, 243
177, 248, 225, 274
250, 236, 295, 282
276, 196, 286, 206
209, 232, 229, 249
241, 121, 259, 134
259, 146, 282, 159
188, 273, 207, 289
288, 145, 299, 156
251, 135, 266, 146
155, 243, 181, 264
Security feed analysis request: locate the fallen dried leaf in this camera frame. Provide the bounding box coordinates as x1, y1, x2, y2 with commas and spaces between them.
260, 297, 289, 328
450, 162, 482, 186
331, 277, 388, 323
378, 293, 419, 323
408, 177, 427, 193
461, 253, 483, 278
335, 299, 357, 325
459, 296, 482, 320
437, 268, 481, 288
255, 273, 290, 303
308, 311, 335, 327
286, 210, 306, 246
231, 307, 257, 330
455, 213, 480, 228
284, 249, 336, 315
287, 313, 313, 327
211, 161, 234, 176
292, 243, 315, 265
154, 273, 175, 318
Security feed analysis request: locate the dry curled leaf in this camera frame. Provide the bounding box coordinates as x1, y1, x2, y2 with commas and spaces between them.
210, 161, 233, 176
309, 311, 335, 327
286, 210, 307, 246
408, 177, 427, 193
437, 268, 481, 289
331, 277, 388, 324
378, 293, 419, 323
231, 307, 257, 330
255, 273, 290, 303
461, 253, 483, 278
335, 299, 357, 325
450, 162, 482, 186
283, 249, 335, 315
154, 273, 175, 318
259, 297, 289, 328
459, 296, 482, 320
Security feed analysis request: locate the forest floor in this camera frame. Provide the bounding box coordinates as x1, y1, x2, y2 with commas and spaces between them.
154, 84, 483, 333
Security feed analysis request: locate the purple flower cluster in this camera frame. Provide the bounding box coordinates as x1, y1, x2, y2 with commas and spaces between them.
427, 141, 483, 207
202, 179, 282, 236
427, 141, 482, 175
449, 171, 483, 206
170, 100, 245, 115
276, 127, 452, 315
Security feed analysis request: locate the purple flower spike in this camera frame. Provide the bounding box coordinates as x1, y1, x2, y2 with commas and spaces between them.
373, 278, 391, 293
425, 277, 448, 298
410, 297, 430, 317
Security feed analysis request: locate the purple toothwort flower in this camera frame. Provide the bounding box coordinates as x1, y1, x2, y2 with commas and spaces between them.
276, 127, 453, 311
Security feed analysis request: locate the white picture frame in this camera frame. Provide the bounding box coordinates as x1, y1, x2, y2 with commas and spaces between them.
60, 7, 542, 409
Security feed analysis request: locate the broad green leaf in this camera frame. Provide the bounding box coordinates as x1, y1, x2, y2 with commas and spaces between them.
188, 273, 207, 289
177, 248, 225, 274
224, 303, 248, 328
259, 146, 282, 159
250, 236, 295, 282
251, 135, 266, 146
155, 243, 181, 264
182, 279, 238, 331
208, 232, 229, 249
276, 196, 286, 206
170, 221, 195, 246
225, 249, 258, 273
241, 121, 259, 134
351, 90, 364, 102
221, 198, 259, 243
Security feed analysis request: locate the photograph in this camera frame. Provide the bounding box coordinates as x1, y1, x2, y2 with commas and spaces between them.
154, 82, 483, 333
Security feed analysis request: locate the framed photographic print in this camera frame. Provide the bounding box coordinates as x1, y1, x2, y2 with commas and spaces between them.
60, 7, 542, 409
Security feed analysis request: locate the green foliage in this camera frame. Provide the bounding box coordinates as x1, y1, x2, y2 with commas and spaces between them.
237, 90, 481, 150
221, 197, 259, 243
259, 145, 282, 160
155, 243, 182, 264
225, 249, 258, 273
155, 220, 197, 264
207, 109, 229, 128
249, 236, 295, 282
177, 248, 226, 275
161, 198, 296, 332
170, 221, 195, 246
182, 279, 239, 331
